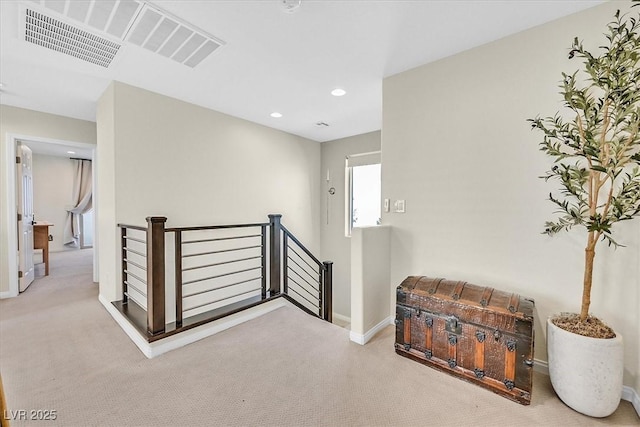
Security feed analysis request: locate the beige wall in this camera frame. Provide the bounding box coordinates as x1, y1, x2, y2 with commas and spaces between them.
96, 84, 116, 301
320, 131, 381, 319
350, 226, 391, 338
31, 154, 77, 253
382, 1, 639, 391
97, 82, 321, 303
0, 106, 96, 294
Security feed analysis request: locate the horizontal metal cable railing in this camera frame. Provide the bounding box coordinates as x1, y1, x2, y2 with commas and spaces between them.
170, 222, 268, 328
282, 225, 332, 320
120, 225, 147, 310
117, 214, 332, 341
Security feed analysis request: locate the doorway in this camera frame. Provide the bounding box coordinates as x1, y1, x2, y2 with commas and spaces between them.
3, 134, 98, 298
16, 142, 35, 291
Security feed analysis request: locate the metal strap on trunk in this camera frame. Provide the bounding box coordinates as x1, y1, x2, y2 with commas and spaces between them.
480, 287, 494, 307
504, 338, 517, 390
448, 331, 458, 368
451, 281, 465, 300
507, 293, 520, 313
403, 308, 411, 350
474, 330, 486, 378
424, 315, 434, 359
402, 276, 421, 291
421, 277, 443, 295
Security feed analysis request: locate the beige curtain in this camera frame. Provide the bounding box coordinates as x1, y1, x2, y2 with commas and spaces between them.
63, 160, 93, 246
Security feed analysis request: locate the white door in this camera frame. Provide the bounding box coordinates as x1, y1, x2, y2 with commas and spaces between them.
17, 142, 35, 292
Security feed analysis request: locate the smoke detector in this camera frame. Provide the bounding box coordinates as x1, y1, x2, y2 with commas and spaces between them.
280, 0, 302, 14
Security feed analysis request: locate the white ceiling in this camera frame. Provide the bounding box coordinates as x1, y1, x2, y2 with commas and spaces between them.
0, 0, 604, 143
21, 139, 93, 160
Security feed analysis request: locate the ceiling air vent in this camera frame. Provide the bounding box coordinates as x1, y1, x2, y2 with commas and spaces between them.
28, 0, 144, 40
124, 3, 225, 68
26, 1, 224, 68
25, 8, 121, 68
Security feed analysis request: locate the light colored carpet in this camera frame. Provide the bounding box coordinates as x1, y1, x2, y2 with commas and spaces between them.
1, 249, 638, 427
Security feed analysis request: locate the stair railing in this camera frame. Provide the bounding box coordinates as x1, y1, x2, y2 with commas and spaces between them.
281, 224, 332, 321
117, 214, 332, 341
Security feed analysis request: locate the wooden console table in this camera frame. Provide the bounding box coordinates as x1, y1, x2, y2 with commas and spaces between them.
33, 222, 53, 276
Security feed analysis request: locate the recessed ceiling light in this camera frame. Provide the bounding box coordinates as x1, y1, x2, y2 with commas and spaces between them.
270, 112, 283, 118
67, 151, 76, 154
280, 0, 302, 14
331, 88, 346, 97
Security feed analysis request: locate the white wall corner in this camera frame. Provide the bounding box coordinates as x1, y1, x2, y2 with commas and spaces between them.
332, 312, 351, 325
350, 315, 393, 346
4, 134, 19, 298
99, 294, 153, 358
0, 290, 19, 299
99, 294, 289, 359
349, 331, 365, 345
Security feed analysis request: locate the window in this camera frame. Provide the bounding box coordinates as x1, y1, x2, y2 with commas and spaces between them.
345, 152, 381, 236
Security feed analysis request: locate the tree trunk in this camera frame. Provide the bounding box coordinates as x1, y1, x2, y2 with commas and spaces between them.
581, 232, 597, 322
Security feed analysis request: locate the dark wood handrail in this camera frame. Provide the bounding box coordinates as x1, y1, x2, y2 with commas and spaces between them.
281, 225, 323, 267
118, 223, 147, 231
165, 223, 268, 232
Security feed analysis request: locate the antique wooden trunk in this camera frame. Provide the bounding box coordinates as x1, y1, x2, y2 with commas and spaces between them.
395, 276, 535, 405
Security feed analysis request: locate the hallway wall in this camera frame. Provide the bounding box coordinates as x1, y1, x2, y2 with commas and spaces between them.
97, 82, 321, 302
320, 131, 381, 319
0, 106, 96, 295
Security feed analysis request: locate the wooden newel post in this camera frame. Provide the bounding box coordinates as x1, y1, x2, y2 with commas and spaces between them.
268, 214, 282, 297
323, 261, 333, 322
146, 216, 166, 336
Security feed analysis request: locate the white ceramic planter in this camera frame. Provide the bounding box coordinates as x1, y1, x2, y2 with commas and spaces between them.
547, 317, 623, 417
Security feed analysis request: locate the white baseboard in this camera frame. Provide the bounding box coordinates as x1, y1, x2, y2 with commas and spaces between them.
534, 358, 639, 417
0, 290, 18, 299
99, 294, 153, 357
533, 358, 549, 375
622, 386, 640, 417
332, 312, 351, 324
350, 315, 394, 345
99, 295, 288, 358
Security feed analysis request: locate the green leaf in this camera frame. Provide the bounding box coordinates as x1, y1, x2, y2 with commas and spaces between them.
591, 165, 608, 173
528, 6, 640, 246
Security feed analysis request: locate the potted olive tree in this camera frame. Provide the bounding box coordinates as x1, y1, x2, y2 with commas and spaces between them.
529, 4, 640, 418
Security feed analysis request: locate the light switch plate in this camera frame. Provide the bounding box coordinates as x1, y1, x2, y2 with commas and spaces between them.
384, 198, 390, 212
395, 200, 405, 213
